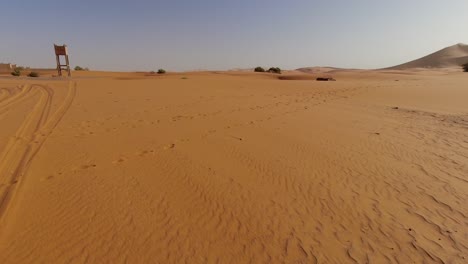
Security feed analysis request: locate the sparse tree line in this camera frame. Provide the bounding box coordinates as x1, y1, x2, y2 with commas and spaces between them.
150, 69, 167, 74
254, 67, 281, 74
74, 66, 89, 71
10, 65, 90, 78
11, 67, 39, 77
11, 63, 466, 77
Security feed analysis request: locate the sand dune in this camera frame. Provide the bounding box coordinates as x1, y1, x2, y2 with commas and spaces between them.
0, 70, 467, 263
387, 43, 468, 70
296, 66, 344, 74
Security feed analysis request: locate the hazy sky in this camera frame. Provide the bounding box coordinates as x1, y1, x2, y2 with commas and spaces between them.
1, 0, 467, 71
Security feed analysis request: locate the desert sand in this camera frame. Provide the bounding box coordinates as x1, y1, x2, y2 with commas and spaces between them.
0, 69, 467, 263
388, 43, 468, 70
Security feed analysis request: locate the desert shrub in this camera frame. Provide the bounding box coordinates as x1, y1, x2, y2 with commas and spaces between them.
28, 72, 39, 77
463, 63, 468, 72
74, 66, 89, 71
268, 67, 281, 74
157, 69, 166, 74
254, 67, 265, 72
11, 69, 21, 76
16, 66, 25, 71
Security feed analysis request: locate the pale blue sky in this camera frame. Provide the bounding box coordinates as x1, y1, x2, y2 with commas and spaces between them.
1, 0, 467, 71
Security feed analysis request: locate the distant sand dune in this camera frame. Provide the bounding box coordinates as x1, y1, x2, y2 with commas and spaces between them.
387, 43, 468, 69
296, 66, 343, 74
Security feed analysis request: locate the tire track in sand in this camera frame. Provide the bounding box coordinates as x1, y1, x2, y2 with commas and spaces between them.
0, 85, 38, 115
0, 82, 76, 223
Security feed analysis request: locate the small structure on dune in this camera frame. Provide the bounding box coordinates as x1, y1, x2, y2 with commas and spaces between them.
54, 44, 71, 77
0, 63, 17, 73
316, 77, 336, 81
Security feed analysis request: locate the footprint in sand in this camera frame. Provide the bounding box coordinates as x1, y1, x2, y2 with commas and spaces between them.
40, 175, 55, 182
136, 149, 155, 157
113, 157, 127, 164
163, 143, 175, 150
229, 135, 243, 141
79, 164, 97, 170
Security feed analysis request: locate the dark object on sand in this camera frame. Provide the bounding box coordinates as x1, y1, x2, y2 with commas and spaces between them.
28, 72, 40, 77
463, 63, 468, 72
268, 67, 281, 74
316, 77, 336, 81
254, 67, 265, 72
11, 69, 21, 76
392, 106, 399, 110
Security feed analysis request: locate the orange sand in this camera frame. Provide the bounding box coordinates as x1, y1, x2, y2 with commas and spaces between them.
0, 70, 467, 263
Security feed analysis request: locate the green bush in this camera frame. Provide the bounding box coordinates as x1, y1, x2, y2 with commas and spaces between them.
28, 72, 39, 77
157, 69, 166, 74
254, 67, 265, 72
74, 66, 89, 71
268, 67, 281, 74
463, 63, 468, 72
11, 69, 21, 76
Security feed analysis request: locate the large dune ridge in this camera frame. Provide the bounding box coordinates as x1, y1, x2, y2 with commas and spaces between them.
387, 43, 468, 70
0, 68, 467, 263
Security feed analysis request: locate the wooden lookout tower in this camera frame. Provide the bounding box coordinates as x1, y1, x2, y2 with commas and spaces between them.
54, 44, 71, 77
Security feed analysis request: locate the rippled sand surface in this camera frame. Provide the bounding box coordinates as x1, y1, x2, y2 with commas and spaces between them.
0, 70, 467, 263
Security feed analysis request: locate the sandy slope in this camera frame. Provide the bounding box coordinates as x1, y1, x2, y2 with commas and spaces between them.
0, 70, 467, 263
387, 43, 468, 70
